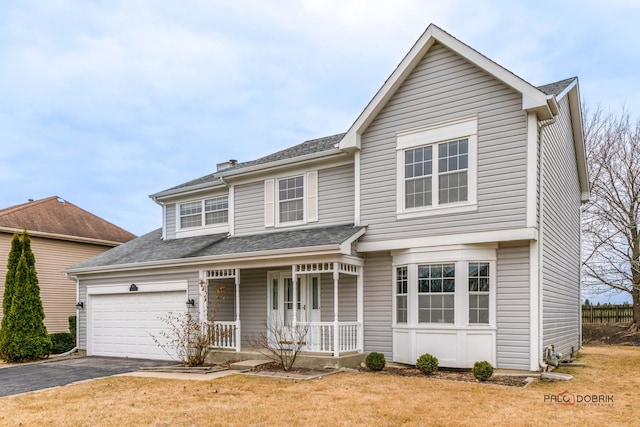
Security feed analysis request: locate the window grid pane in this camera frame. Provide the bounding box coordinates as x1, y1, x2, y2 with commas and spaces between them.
279, 176, 304, 222
404, 146, 433, 209
418, 263, 455, 324
396, 267, 408, 323
438, 139, 469, 204
468, 262, 490, 324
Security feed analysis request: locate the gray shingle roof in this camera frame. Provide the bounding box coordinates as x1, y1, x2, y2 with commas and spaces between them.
67, 223, 364, 271
157, 133, 344, 195
537, 77, 576, 96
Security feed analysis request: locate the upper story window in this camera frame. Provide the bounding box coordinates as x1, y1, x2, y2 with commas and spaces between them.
264, 171, 318, 228
179, 196, 228, 229
278, 176, 304, 223
397, 117, 477, 219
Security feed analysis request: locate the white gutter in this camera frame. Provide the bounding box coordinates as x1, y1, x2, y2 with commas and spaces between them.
0, 226, 127, 247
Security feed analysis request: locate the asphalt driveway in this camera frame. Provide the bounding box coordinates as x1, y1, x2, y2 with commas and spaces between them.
0, 356, 175, 397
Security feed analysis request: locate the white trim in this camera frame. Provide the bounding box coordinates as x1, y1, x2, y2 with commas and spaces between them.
396, 117, 478, 218
175, 194, 230, 238
529, 241, 540, 371
86, 280, 188, 295
228, 185, 235, 236
526, 113, 538, 228
354, 150, 361, 226
306, 170, 319, 223
275, 173, 307, 228
264, 179, 275, 227
358, 228, 537, 252
391, 244, 497, 265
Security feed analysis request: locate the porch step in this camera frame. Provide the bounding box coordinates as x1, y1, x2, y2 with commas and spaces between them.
229, 360, 272, 370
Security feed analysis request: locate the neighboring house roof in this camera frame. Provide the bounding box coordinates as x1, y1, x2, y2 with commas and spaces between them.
537, 77, 577, 96
0, 196, 137, 245
67, 224, 365, 273
153, 133, 345, 198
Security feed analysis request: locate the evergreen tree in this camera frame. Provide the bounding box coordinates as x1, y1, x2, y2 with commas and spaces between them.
20, 230, 44, 319
0, 231, 51, 361
0, 233, 22, 354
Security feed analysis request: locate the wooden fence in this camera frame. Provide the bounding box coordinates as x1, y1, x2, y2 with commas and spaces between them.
582, 305, 634, 324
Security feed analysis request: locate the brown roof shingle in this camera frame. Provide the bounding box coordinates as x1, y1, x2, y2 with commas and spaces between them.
0, 196, 136, 244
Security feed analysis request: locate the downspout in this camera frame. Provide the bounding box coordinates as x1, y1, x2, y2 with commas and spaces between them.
59, 273, 80, 356
537, 117, 556, 370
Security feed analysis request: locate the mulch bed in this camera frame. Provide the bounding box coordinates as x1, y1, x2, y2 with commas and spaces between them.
374, 366, 530, 387
250, 361, 529, 386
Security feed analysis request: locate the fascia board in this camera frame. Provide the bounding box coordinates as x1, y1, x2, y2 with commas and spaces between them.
566, 83, 590, 202
0, 226, 123, 247
150, 181, 226, 202
341, 24, 551, 151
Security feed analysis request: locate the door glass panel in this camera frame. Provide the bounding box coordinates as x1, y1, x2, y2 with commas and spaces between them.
272, 279, 278, 310
312, 277, 319, 309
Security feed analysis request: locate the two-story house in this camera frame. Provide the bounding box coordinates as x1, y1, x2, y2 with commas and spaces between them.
66, 24, 588, 371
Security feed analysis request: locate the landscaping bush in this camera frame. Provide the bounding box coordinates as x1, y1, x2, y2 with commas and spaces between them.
472, 361, 494, 381
365, 352, 386, 371
50, 333, 75, 354
69, 315, 77, 345
416, 353, 438, 375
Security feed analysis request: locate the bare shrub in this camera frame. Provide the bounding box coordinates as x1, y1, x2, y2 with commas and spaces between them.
151, 285, 229, 366
249, 320, 309, 371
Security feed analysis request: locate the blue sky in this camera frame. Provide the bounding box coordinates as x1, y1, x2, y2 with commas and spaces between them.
0, 1, 637, 301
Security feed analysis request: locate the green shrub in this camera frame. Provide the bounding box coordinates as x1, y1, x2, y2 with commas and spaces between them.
50, 333, 75, 354
472, 361, 494, 381
69, 315, 77, 345
416, 353, 438, 375
365, 352, 386, 371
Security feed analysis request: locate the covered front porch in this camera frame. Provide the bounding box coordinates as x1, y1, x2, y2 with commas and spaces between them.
198, 258, 364, 359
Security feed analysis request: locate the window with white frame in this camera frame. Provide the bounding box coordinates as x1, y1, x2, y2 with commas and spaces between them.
418, 264, 455, 324
278, 176, 304, 223
468, 262, 490, 324
179, 195, 228, 229
397, 117, 477, 217
396, 266, 408, 323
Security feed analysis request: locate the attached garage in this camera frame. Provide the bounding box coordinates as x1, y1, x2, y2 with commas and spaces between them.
87, 281, 188, 360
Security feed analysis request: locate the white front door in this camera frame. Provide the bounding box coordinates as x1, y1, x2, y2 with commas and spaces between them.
268, 272, 320, 346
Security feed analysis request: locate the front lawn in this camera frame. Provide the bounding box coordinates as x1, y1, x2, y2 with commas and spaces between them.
0, 346, 638, 426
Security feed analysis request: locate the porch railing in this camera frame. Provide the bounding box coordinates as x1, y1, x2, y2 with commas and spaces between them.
207, 321, 238, 350
298, 321, 361, 354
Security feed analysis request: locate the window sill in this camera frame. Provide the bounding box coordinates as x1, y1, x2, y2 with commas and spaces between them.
274, 220, 307, 228
396, 202, 477, 220
176, 224, 229, 238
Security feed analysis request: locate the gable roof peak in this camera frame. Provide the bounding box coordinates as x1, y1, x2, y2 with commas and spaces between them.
340, 23, 556, 151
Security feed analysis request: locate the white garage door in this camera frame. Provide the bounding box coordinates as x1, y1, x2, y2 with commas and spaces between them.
90, 291, 185, 360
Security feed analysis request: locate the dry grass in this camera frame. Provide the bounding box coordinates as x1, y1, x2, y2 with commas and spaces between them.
0, 346, 638, 426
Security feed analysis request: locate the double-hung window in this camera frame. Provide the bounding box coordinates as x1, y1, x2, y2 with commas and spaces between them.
278, 176, 304, 223
179, 195, 228, 229
418, 264, 455, 324
396, 266, 408, 324
468, 262, 490, 324
397, 117, 477, 217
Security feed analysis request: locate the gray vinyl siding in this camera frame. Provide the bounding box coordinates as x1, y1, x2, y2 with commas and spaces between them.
318, 164, 355, 226
239, 268, 268, 347
360, 42, 528, 243
165, 203, 176, 239
208, 279, 236, 322
233, 164, 355, 236
320, 273, 357, 322
496, 244, 530, 370
541, 96, 581, 355
234, 181, 265, 235
363, 252, 393, 357
77, 271, 199, 350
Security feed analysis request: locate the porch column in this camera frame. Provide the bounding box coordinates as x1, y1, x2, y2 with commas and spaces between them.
235, 269, 241, 352
198, 271, 207, 324
292, 265, 298, 341
333, 262, 340, 358
357, 267, 364, 353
